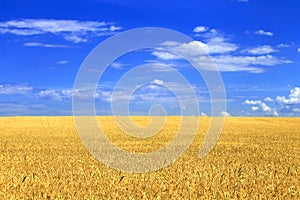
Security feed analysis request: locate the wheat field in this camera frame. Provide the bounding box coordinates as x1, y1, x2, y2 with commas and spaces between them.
0, 116, 299, 199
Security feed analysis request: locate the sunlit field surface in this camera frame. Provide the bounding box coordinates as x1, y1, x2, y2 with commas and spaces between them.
0, 117, 299, 199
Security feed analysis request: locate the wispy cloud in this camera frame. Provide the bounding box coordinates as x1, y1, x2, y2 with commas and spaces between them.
38, 89, 74, 101
277, 43, 291, 48
110, 62, 129, 70
144, 62, 178, 72
0, 102, 46, 116
0, 84, 33, 95
150, 26, 291, 73
24, 42, 69, 48
254, 29, 274, 36
152, 32, 290, 73
0, 19, 121, 43
212, 54, 290, 71
244, 45, 277, 55
57, 60, 69, 64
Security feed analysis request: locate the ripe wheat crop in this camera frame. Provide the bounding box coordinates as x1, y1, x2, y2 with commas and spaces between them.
0, 117, 299, 199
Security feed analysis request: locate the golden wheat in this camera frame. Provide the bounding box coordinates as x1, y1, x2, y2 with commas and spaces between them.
0, 116, 299, 199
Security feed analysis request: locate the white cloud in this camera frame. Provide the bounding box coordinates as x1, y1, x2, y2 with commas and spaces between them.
277, 43, 290, 48
206, 37, 239, 54
38, 89, 75, 101
110, 62, 128, 69
158, 31, 238, 56
254, 29, 274, 36
0, 102, 46, 116
244, 99, 278, 116
244, 87, 300, 116
272, 110, 279, 116
200, 112, 208, 116
152, 79, 164, 85
64, 34, 87, 43
146, 62, 177, 72
38, 90, 63, 101
24, 42, 69, 48
264, 97, 274, 102
298, 48, 300, 53
152, 51, 180, 60
148, 79, 165, 90
244, 100, 262, 105
152, 30, 289, 73
0, 84, 33, 95
251, 106, 260, 111
210, 55, 290, 73
260, 102, 272, 112
153, 39, 238, 60
220, 111, 231, 116
193, 26, 208, 33
276, 87, 300, 105
57, 60, 69, 64
153, 48, 289, 73
108, 25, 122, 32
293, 108, 300, 112
0, 19, 121, 43
245, 45, 277, 55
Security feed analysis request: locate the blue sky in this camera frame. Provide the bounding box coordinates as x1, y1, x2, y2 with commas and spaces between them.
0, 0, 299, 116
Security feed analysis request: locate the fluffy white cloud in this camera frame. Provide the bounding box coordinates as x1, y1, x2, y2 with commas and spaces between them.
254, 29, 274, 36
276, 87, 300, 104
251, 106, 260, 111
244, 87, 300, 116
158, 31, 238, 56
0, 19, 121, 43
206, 37, 239, 54
245, 45, 277, 55
200, 112, 208, 116
244, 99, 278, 116
264, 97, 273, 102
220, 111, 231, 116
152, 79, 164, 85
244, 100, 262, 105
260, 102, 272, 112
148, 79, 165, 90
193, 26, 208, 33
